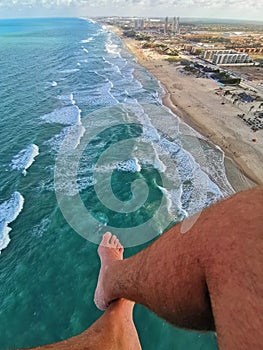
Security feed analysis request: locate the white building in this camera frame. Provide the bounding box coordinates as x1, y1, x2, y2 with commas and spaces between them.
202, 50, 250, 65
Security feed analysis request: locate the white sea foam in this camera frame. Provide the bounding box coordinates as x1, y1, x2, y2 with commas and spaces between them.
106, 79, 120, 104
122, 102, 224, 215
152, 146, 167, 173
32, 218, 50, 237
102, 56, 113, 66
117, 158, 141, 173
158, 185, 188, 220
61, 125, 86, 152
105, 40, 121, 57
102, 56, 122, 75
81, 78, 119, 107
81, 37, 93, 43
82, 47, 89, 54
55, 159, 96, 197
11, 144, 39, 176
169, 187, 189, 218
156, 80, 165, 101
132, 102, 230, 201
41, 105, 81, 125
0, 192, 24, 254
58, 93, 76, 106
87, 18, 96, 24
161, 140, 223, 213
60, 68, 80, 74
45, 124, 86, 152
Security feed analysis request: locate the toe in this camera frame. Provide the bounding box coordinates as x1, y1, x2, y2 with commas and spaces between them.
101, 232, 112, 247
111, 235, 118, 247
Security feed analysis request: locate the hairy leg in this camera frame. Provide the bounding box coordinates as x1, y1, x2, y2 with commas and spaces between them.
26, 300, 141, 350
26, 235, 141, 350
95, 187, 263, 349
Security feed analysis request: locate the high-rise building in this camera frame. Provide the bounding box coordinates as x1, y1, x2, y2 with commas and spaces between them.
175, 17, 180, 33
171, 17, 180, 34
171, 17, 175, 33
134, 18, 145, 31
140, 18, 145, 30
164, 17, 168, 34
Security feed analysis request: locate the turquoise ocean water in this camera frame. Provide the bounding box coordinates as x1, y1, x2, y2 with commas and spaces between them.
0, 17, 233, 349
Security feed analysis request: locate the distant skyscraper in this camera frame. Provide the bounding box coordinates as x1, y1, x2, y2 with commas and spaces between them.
164, 17, 168, 34
134, 18, 145, 31
174, 17, 180, 34
166, 17, 180, 34
140, 18, 145, 30
172, 17, 176, 33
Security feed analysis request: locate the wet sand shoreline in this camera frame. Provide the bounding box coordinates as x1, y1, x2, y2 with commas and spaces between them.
160, 83, 256, 191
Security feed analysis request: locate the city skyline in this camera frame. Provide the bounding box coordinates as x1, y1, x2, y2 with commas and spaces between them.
0, 0, 263, 22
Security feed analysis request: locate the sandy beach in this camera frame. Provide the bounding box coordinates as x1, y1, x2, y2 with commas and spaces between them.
111, 27, 263, 190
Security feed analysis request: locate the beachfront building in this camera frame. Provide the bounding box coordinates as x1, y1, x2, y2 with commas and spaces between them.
202, 50, 250, 65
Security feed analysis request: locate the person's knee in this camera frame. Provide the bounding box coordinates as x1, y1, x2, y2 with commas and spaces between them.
231, 186, 263, 237
200, 187, 262, 269
216, 186, 262, 237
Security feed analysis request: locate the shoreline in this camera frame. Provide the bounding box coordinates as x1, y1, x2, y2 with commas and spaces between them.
110, 26, 263, 190
160, 84, 256, 191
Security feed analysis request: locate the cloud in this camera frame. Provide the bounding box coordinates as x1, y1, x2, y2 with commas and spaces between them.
0, 0, 262, 19
0, 0, 262, 7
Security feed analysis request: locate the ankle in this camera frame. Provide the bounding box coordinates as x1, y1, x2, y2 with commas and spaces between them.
104, 260, 121, 303
108, 299, 135, 317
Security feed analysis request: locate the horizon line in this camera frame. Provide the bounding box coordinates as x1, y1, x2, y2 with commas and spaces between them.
0, 16, 263, 24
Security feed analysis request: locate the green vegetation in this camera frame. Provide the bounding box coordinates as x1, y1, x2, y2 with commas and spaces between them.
183, 65, 199, 74
154, 44, 178, 56
123, 30, 150, 41
190, 36, 231, 44
156, 43, 167, 48
202, 66, 220, 73
136, 35, 151, 41
180, 61, 242, 83
194, 48, 202, 56
165, 56, 181, 62
212, 37, 232, 43
123, 30, 136, 38
142, 42, 152, 48
165, 49, 179, 56
250, 55, 263, 65
211, 71, 241, 85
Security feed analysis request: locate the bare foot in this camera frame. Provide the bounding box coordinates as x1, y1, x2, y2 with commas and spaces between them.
94, 232, 124, 310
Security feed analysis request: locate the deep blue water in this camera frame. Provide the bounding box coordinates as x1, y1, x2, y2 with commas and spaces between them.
0, 17, 227, 349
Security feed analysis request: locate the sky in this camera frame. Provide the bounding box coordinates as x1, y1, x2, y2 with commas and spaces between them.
0, 0, 263, 21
